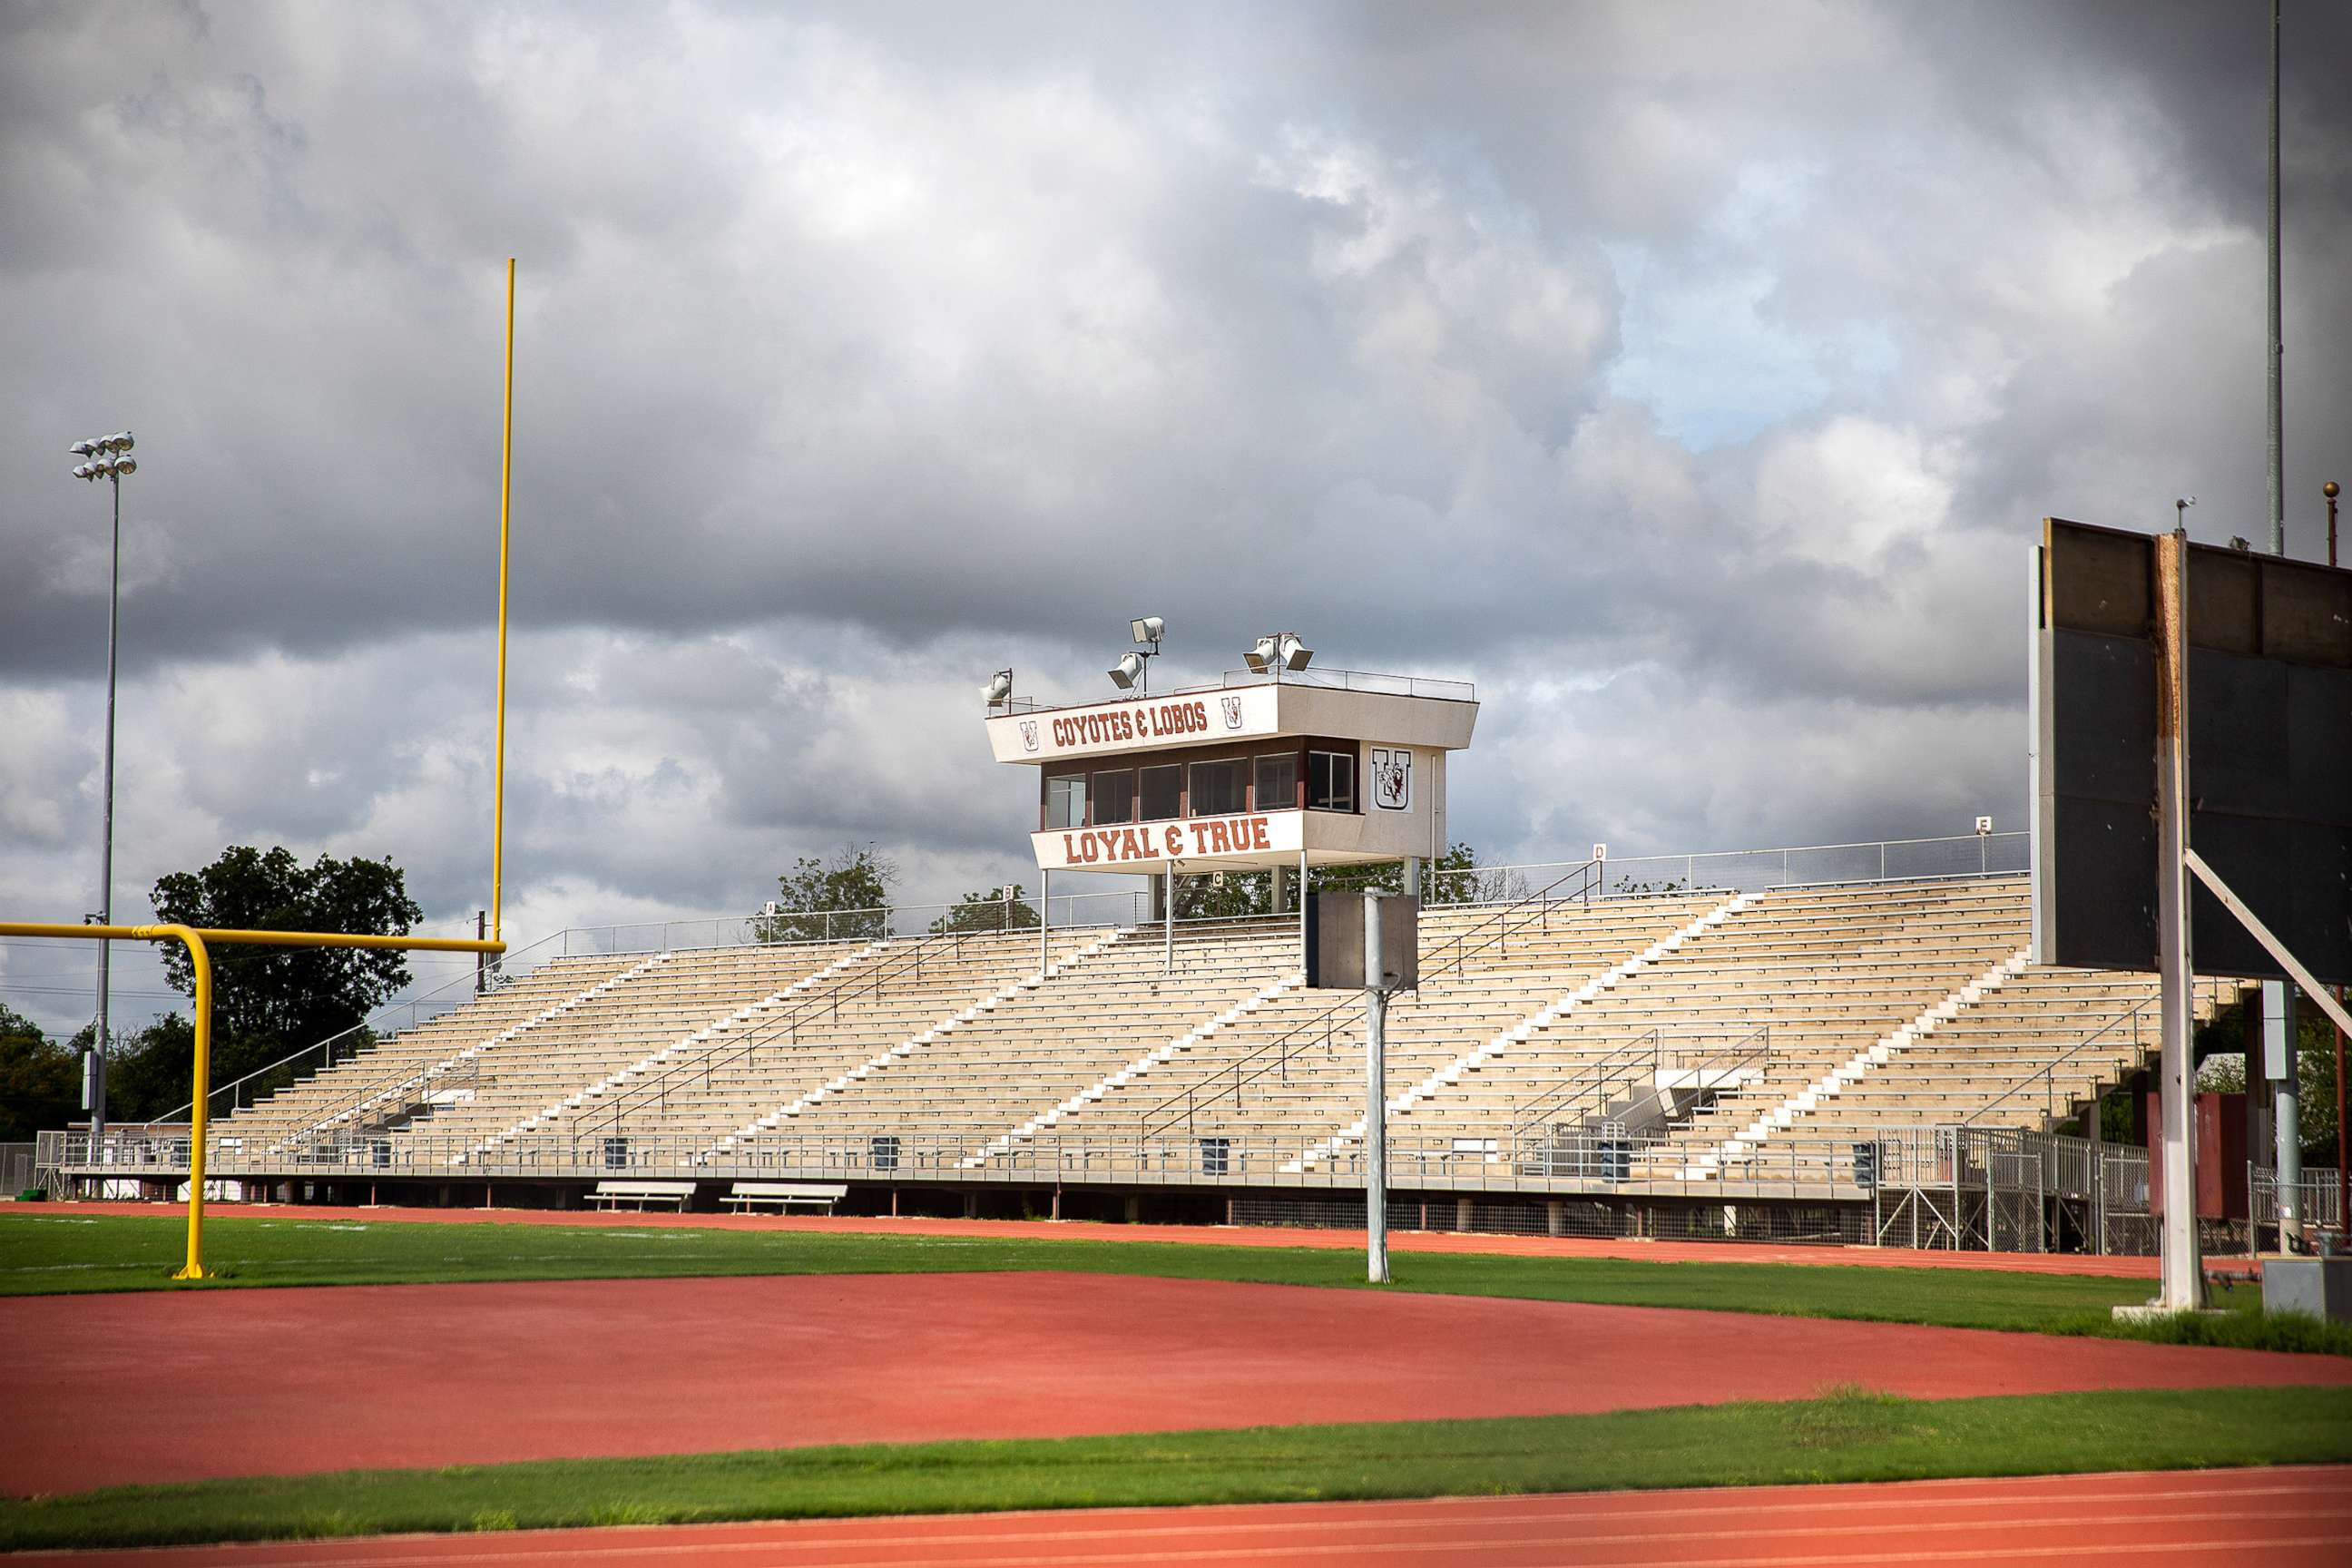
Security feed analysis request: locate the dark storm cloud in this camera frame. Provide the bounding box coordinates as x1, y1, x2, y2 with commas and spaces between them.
4, 1, 2347, 1034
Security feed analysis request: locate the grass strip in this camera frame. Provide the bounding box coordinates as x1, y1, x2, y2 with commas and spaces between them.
3, 1385, 2347, 1553
7, 1210, 2340, 1352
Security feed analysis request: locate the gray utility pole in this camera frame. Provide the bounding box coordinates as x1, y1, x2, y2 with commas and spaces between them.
2152, 531, 2203, 1310
1364, 891, 1390, 1285
2262, 0, 2299, 1243
2267, 0, 2285, 559
67, 431, 135, 1149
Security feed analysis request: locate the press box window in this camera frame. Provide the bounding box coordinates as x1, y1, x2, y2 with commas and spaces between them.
1253, 752, 1297, 811
1092, 769, 1136, 825
1308, 750, 1356, 812
1045, 774, 1084, 829
1190, 759, 1246, 817
1139, 764, 1182, 821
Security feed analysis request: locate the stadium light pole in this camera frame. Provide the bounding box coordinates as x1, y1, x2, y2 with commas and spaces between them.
68, 430, 136, 1147
2330, 480, 2347, 1244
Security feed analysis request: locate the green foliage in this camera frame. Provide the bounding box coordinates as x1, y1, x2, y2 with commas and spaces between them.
2092, 1304, 2352, 1358
0, 1212, 2173, 1333
753, 846, 897, 943
927, 884, 1038, 934
2194, 989, 2347, 1162
1176, 869, 1270, 919
148, 847, 422, 1092
1417, 840, 1525, 905
0, 1004, 80, 1139
96, 1014, 200, 1123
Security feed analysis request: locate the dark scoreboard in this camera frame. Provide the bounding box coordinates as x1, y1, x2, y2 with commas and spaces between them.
2031, 518, 2352, 985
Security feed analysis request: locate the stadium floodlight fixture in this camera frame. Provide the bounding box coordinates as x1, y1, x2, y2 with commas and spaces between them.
67, 426, 137, 1145
981, 668, 1014, 708
1112, 616, 1162, 695
1247, 632, 1313, 680
2175, 496, 2195, 528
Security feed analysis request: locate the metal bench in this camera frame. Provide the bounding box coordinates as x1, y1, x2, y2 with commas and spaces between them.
724, 1181, 848, 1214
586, 1180, 697, 1210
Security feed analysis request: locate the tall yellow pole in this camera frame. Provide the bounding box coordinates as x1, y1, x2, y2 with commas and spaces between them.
173, 926, 211, 1279
493, 257, 515, 943
0, 922, 503, 1280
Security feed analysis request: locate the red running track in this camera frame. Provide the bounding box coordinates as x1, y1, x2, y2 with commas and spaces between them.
23, 1200, 2167, 1278
7, 1465, 2348, 1565
5, 1272, 2346, 1495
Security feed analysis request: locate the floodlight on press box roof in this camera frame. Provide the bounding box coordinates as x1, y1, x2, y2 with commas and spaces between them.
1109, 651, 1145, 691
981, 668, 1014, 706
1130, 616, 1163, 645
1278, 633, 1312, 671
1245, 635, 1278, 673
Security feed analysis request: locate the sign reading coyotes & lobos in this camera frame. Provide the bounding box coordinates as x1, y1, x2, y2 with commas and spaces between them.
990, 686, 1272, 762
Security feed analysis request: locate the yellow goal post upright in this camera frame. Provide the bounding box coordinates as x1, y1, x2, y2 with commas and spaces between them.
0, 259, 528, 1279
0, 923, 505, 1279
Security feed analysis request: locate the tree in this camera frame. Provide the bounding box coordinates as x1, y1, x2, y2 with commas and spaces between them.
0, 1004, 79, 1141
1299, 843, 1520, 906
1176, 869, 1271, 920
149, 846, 423, 1090
754, 845, 897, 943
86, 1014, 198, 1125
2189, 995, 2342, 1164
929, 883, 1039, 934
1420, 841, 1525, 906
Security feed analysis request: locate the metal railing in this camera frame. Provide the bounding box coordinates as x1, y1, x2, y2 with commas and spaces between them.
560, 926, 1054, 1152
1961, 997, 2154, 1132
1429, 834, 2031, 907
46, 1122, 1942, 1201
2250, 1167, 2344, 1251
1426, 858, 1602, 980
1509, 1027, 1771, 1175
1132, 995, 1361, 1142
555, 889, 1144, 958
105, 928, 572, 1137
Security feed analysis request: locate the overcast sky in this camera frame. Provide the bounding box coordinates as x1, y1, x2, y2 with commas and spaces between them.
5, 1, 2348, 1038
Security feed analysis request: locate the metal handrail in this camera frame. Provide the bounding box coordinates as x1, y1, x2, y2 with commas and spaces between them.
262, 935, 604, 1153
1960, 995, 2154, 1131
567, 929, 976, 1145
1133, 995, 1360, 1142
142, 929, 570, 1132
1508, 1031, 1661, 1135
1428, 858, 1601, 980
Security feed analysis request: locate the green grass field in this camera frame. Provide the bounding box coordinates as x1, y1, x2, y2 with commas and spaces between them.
4, 1386, 2347, 1552
5, 1210, 2348, 1552
5, 1210, 2336, 1354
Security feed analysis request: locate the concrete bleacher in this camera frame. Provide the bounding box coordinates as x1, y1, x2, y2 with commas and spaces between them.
1360, 879, 2026, 1170
202, 873, 2205, 1199
211, 951, 644, 1153
497, 925, 1109, 1164
719, 918, 1302, 1169
996, 892, 1726, 1169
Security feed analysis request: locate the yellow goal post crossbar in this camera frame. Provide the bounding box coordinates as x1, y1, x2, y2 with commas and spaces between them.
0, 920, 504, 1280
